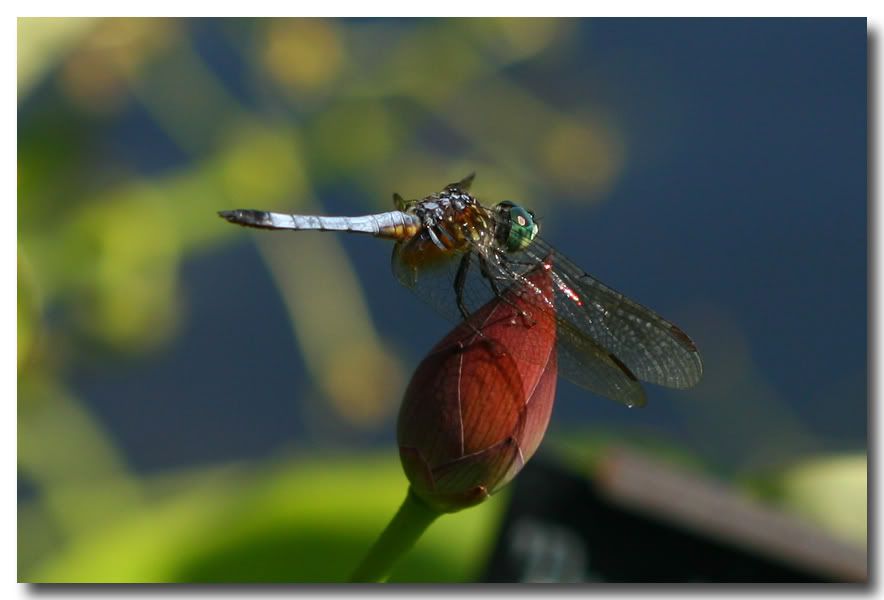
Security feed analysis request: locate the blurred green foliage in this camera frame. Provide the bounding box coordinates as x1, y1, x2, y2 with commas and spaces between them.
27, 453, 506, 582
743, 453, 867, 548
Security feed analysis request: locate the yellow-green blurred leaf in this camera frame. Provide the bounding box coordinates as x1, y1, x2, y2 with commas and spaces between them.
776, 454, 867, 547
25, 454, 506, 583
18, 18, 97, 100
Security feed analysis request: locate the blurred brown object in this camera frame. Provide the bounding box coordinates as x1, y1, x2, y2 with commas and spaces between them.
595, 449, 867, 583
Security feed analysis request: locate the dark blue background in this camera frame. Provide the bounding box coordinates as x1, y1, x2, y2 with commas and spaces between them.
64, 18, 867, 474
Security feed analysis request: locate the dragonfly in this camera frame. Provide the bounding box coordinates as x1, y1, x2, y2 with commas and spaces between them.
219, 174, 703, 408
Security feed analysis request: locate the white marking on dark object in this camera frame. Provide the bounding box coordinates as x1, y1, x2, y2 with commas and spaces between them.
509, 517, 587, 583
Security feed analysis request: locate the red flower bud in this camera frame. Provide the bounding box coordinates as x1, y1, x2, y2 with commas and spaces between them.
397, 259, 558, 513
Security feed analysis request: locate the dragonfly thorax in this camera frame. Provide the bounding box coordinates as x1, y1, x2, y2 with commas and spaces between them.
401, 185, 495, 253
409, 185, 479, 227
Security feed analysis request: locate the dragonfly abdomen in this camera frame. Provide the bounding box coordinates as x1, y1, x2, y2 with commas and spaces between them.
218, 209, 422, 240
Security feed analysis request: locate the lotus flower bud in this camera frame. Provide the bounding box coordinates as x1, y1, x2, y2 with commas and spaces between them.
397, 259, 558, 513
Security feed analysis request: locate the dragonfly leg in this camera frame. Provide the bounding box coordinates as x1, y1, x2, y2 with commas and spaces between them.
453, 252, 494, 341
479, 256, 537, 327
454, 251, 472, 321
478, 256, 503, 297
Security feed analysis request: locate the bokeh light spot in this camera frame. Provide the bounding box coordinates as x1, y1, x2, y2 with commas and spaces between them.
470, 18, 563, 62
323, 340, 405, 427
262, 19, 345, 95
310, 101, 399, 174
541, 120, 626, 197
218, 122, 307, 207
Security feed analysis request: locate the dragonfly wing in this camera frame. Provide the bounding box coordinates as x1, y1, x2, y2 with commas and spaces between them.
514, 236, 703, 389
472, 247, 648, 407
394, 236, 648, 408
555, 317, 648, 407
391, 212, 698, 403
391, 236, 498, 324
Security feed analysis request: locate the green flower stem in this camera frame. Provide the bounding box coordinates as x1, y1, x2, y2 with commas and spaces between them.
350, 487, 441, 583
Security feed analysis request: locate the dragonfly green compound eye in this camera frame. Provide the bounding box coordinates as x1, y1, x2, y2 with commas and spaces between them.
496, 201, 539, 252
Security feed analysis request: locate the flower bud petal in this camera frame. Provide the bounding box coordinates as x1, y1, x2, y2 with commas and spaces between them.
398, 259, 558, 513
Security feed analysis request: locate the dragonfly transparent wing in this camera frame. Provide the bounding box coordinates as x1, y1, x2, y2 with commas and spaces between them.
511, 235, 704, 389
554, 316, 647, 408
391, 238, 501, 325
391, 235, 647, 407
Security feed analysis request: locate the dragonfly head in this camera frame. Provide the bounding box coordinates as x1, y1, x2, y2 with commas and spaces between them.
494, 201, 539, 252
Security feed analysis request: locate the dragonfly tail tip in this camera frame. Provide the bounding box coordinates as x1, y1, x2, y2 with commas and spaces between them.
218, 209, 260, 227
